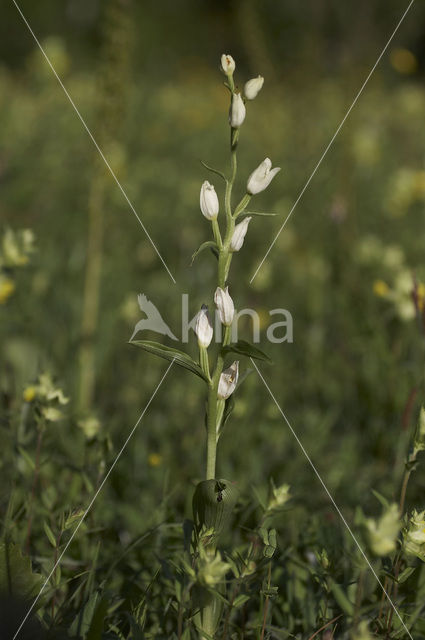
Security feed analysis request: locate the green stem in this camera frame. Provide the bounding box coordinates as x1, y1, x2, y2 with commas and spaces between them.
223, 254, 233, 285
205, 327, 231, 480
201, 79, 240, 638
218, 252, 228, 289
224, 130, 238, 224
399, 457, 415, 516
221, 542, 255, 640
216, 399, 225, 437
199, 346, 211, 382
25, 427, 43, 553
353, 568, 365, 631
212, 218, 223, 250
385, 552, 403, 635
379, 451, 416, 627
206, 123, 239, 480
233, 193, 251, 219
51, 529, 63, 623
206, 381, 219, 480
260, 562, 272, 640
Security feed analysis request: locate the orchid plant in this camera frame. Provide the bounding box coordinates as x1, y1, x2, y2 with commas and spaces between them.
132, 53, 281, 638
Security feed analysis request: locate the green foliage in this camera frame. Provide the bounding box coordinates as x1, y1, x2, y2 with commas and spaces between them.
130, 340, 209, 382
193, 479, 239, 543
191, 241, 219, 265
3, 3, 425, 638
222, 340, 272, 364
0, 542, 43, 600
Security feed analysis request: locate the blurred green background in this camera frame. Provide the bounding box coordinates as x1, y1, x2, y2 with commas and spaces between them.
2, 0, 425, 558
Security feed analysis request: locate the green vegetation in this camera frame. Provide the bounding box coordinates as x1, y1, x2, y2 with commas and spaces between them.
2, 1, 425, 638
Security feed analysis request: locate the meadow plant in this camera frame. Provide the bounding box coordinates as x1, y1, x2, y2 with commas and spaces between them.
132, 53, 281, 639
130, 54, 425, 639
0, 228, 35, 304
4, 50, 425, 640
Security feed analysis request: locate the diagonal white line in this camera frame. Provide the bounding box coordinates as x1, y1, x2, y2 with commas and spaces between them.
12, 361, 174, 640
250, 0, 415, 284
11, 0, 177, 285
250, 358, 413, 639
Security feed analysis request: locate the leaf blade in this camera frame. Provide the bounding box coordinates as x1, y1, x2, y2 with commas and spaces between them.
191, 241, 218, 265
222, 340, 272, 364
200, 160, 227, 182
241, 210, 277, 217
130, 340, 209, 382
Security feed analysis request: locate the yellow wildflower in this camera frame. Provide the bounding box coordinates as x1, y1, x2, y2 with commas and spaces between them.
1, 228, 34, 267
373, 280, 389, 298
148, 453, 162, 467
390, 48, 417, 75
0, 276, 15, 303
23, 386, 36, 403
414, 171, 425, 196
417, 283, 425, 298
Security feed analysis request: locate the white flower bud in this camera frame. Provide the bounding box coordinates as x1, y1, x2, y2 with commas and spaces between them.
230, 217, 251, 252
195, 305, 213, 348
221, 54, 235, 75
200, 181, 219, 220
244, 75, 264, 100
214, 286, 234, 326
247, 157, 281, 195
218, 361, 239, 399
229, 93, 246, 128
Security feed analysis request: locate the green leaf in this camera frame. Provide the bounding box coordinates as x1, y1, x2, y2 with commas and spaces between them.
69, 591, 99, 637
328, 579, 354, 616
86, 597, 109, 640
191, 241, 218, 265
398, 566, 416, 584
225, 555, 240, 579
200, 160, 227, 182
130, 340, 209, 382
260, 527, 277, 558
222, 340, 272, 364
241, 210, 277, 217
261, 585, 279, 599
371, 489, 389, 509
264, 546, 276, 559
17, 446, 35, 471
193, 625, 215, 640
233, 593, 250, 608
218, 370, 252, 436
221, 395, 235, 430
252, 485, 267, 511
183, 519, 194, 554
43, 521, 57, 548
258, 527, 269, 546
0, 542, 43, 601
